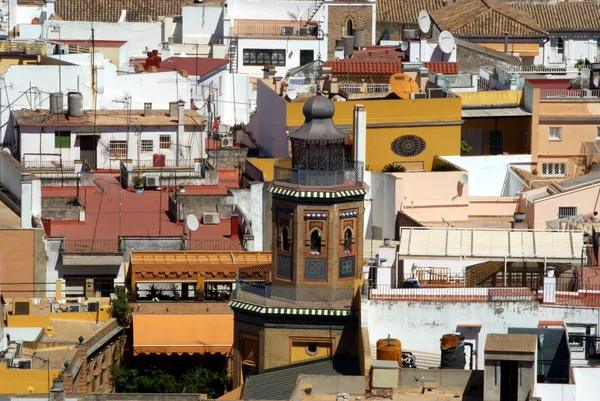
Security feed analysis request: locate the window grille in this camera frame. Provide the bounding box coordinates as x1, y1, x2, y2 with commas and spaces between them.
549, 127, 562, 141
109, 140, 127, 159
541, 162, 567, 177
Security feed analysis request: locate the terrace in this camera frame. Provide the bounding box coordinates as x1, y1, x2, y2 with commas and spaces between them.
231, 20, 320, 38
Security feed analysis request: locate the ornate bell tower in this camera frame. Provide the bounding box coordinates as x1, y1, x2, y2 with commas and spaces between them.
271, 95, 366, 287
230, 94, 367, 388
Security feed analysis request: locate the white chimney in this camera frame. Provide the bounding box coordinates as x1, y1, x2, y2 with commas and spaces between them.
353, 104, 366, 173
543, 269, 556, 304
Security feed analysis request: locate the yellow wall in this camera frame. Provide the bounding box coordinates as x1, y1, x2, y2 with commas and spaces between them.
290, 341, 332, 363
287, 98, 462, 172
459, 90, 523, 106
477, 42, 540, 56
0, 364, 60, 394
7, 308, 112, 327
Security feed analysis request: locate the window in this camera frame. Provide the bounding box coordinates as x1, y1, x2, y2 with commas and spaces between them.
310, 230, 322, 254
160, 135, 171, 150
140, 140, 153, 153
549, 127, 562, 141
343, 228, 352, 253
281, 226, 290, 252
109, 140, 127, 159
346, 18, 354, 36
558, 206, 577, 219
243, 49, 286, 66
557, 37, 564, 55
300, 50, 314, 66
54, 131, 71, 149
596, 127, 600, 140
542, 162, 567, 177
569, 333, 585, 352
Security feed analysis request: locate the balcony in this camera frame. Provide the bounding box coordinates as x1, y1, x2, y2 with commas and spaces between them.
231, 20, 319, 39
272, 159, 364, 190
540, 89, 600, 100
232, 282, 354, 309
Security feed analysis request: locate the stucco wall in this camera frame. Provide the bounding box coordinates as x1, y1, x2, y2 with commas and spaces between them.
230, 182, 264, 251
364, 171, 395, 240
252, 81, 289, 158
532, 184, 600, 230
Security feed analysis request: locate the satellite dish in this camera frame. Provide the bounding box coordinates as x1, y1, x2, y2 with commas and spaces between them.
287, 86, 297, 100
400, 41, 409, 52
594, 76, 600, 88
389, 73, 420, 100
418, 10, 431, 34
459, 174, 468, 185
438, 31, 455, 54
186, 214, 199, 232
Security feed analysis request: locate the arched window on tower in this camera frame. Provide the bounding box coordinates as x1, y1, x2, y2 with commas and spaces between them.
310, 230, 322, 254
343, 228, 352, 253
346, 19, 354, 37
282, 226, 290, 252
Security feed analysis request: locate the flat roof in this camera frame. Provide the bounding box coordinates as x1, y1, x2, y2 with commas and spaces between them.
462, 107, 531, 118
12, 109, 206, 127
42, 172, 240, 241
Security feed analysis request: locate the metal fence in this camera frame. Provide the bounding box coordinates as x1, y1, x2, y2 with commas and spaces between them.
23, 160, 75, 170
338, 82, 390, 94
429, 74, 473, 89
273, 159, 364, 190
62, 239, 121, 254
539, 89, 600, 99
233, 281, 354, 309
133, 159, 196, 169
394, 271, 546, 289
187, 239, 244, 251
367, 284, 536, 302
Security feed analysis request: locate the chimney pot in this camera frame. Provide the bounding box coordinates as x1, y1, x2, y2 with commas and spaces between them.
144, 102, 152, 117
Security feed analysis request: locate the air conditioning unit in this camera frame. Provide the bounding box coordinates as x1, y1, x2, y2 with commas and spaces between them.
410, 92, 427, 99
67, 304, 81, 312
145, 176, 160, 188
13, 358, 32, 369
84, 301, 100, 312
4, 352, 14, 368
281, 26, 293, 36
15, 341, 23, 357
221, 137, 233, 148
298, 27, 310, 36
203, 212, 220, 225
13, 300, 30, 315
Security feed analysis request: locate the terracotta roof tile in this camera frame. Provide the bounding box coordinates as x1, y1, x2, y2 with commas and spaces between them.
430, 0, 547, 38
510, 2, 600, 32
377, 0, 445, 23
324, 60, 402, 74
55, 0, 192, 22
424, 62, 459, 74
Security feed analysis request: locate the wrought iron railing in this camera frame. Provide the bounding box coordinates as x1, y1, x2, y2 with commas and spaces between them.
233, 281, 354, 309
62, 239, 121, 254
338, 82, 390, 94
273, 159, 364, 190
133, 159, 196, 169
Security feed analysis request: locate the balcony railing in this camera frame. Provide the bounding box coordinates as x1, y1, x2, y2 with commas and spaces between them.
233, 282, 354, 309
338, 82, 390, 94
540, 89, 600, 99
133, 159, 196, 169
62, 239, 121, 254
231, 20, 319, 38
273, 159, 364, 190
547, 54, 566, 65
188, 239, 244, 251
24, 160, 75, 170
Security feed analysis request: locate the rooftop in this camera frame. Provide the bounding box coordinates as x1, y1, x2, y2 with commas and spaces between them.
430, 0, 547, 38
42, 172, 240, 242
160, 57, 229, 77
55, 0, 191, 22
325, 60, 402, 75
12, 109, 205, 127
231, 20, 319, 38
510, 2, 600, 32
55, 39, 127, 48
377, 0, 445, 23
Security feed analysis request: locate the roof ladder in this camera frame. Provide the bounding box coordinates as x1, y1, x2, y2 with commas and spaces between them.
300, 0, 325, 27
229, 38, 238, 74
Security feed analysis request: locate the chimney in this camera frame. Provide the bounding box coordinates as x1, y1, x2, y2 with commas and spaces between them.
169, 101, 178, 117
543, 267, 556, 304
230, 214, 239, 240
144, 102, 152, 117
504, 32, 509, 54
50, 378, 66, 401
353, 104, 367, 173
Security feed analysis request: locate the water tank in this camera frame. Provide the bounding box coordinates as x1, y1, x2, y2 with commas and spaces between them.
343, 36, 354, 57
335, 39, 344, 50
402, 29, 419, 41
353, 29, 365, 49
49, 93, 63, 115
376, 337, 402, 364
67, 92, 83, 117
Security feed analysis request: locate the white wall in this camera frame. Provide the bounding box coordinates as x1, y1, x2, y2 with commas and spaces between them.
230, 182, 264, 251
408, 40, 457, 63
573, 367, 600, 401
534, 383, 576, 401
366, 299, 600, 370
442, 154, 532, 197
250, 80, 288, 158
16, 5, 44, 25
535, 34, 600, 67
364, 171, 396, 241
229, 0, 326, 22
4, 327, 43, 342
182, 5, 226, 45
40, 21, 163, 57
19, 125, 203, 170
237, 37, 324, 78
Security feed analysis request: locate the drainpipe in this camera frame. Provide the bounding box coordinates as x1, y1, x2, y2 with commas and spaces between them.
504, 32, 509, 54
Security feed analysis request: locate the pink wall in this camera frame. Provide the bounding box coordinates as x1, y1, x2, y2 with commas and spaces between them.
469, 197, 519, 217
531, 184, 600, 229
392, 171, 469, 222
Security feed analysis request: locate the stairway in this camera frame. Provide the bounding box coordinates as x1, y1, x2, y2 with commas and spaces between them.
301, 0, 325, 27
229, 38, 238, 74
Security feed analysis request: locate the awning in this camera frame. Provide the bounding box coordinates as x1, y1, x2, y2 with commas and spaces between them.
462, 107, 531, 118
133, 313, 233, 355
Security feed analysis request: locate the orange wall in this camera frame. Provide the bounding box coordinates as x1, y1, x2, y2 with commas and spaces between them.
0, 230, 35, 297
478, 42, 540, 55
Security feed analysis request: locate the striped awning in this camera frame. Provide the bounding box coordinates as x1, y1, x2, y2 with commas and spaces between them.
229, 300, 353, 317
269, 186, 368, 199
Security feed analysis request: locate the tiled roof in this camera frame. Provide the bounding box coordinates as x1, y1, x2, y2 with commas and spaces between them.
242, 356, 360, 400
54, 0, 188, 22
377, 0, 445, 23
160, 57, 229, 77
424, 62, 459, 74
509, 2, 600, 32
430, 0, 547, 38
324, 59, 402, 74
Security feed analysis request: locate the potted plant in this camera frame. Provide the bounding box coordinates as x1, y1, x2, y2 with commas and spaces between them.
132, 175, 145, 193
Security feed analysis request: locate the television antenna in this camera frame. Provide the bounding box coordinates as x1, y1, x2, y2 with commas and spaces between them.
418, 10, 431, 35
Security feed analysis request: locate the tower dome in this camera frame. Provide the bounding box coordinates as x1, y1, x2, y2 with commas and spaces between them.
289, 94, 346, 142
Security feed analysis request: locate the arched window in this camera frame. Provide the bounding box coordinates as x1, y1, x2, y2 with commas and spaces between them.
310, 230, 322, 254
343, 228, 352, 253
282, 226, 290, 252
346, 18, 354, 37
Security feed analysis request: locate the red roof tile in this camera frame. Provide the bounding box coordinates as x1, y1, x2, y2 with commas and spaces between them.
160, 57, 229, 77
324, 60, 403, 74
424, 62, 459, 74
56, 39, 127, 48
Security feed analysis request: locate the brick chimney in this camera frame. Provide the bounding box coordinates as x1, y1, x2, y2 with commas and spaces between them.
231, 214, 239, 240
